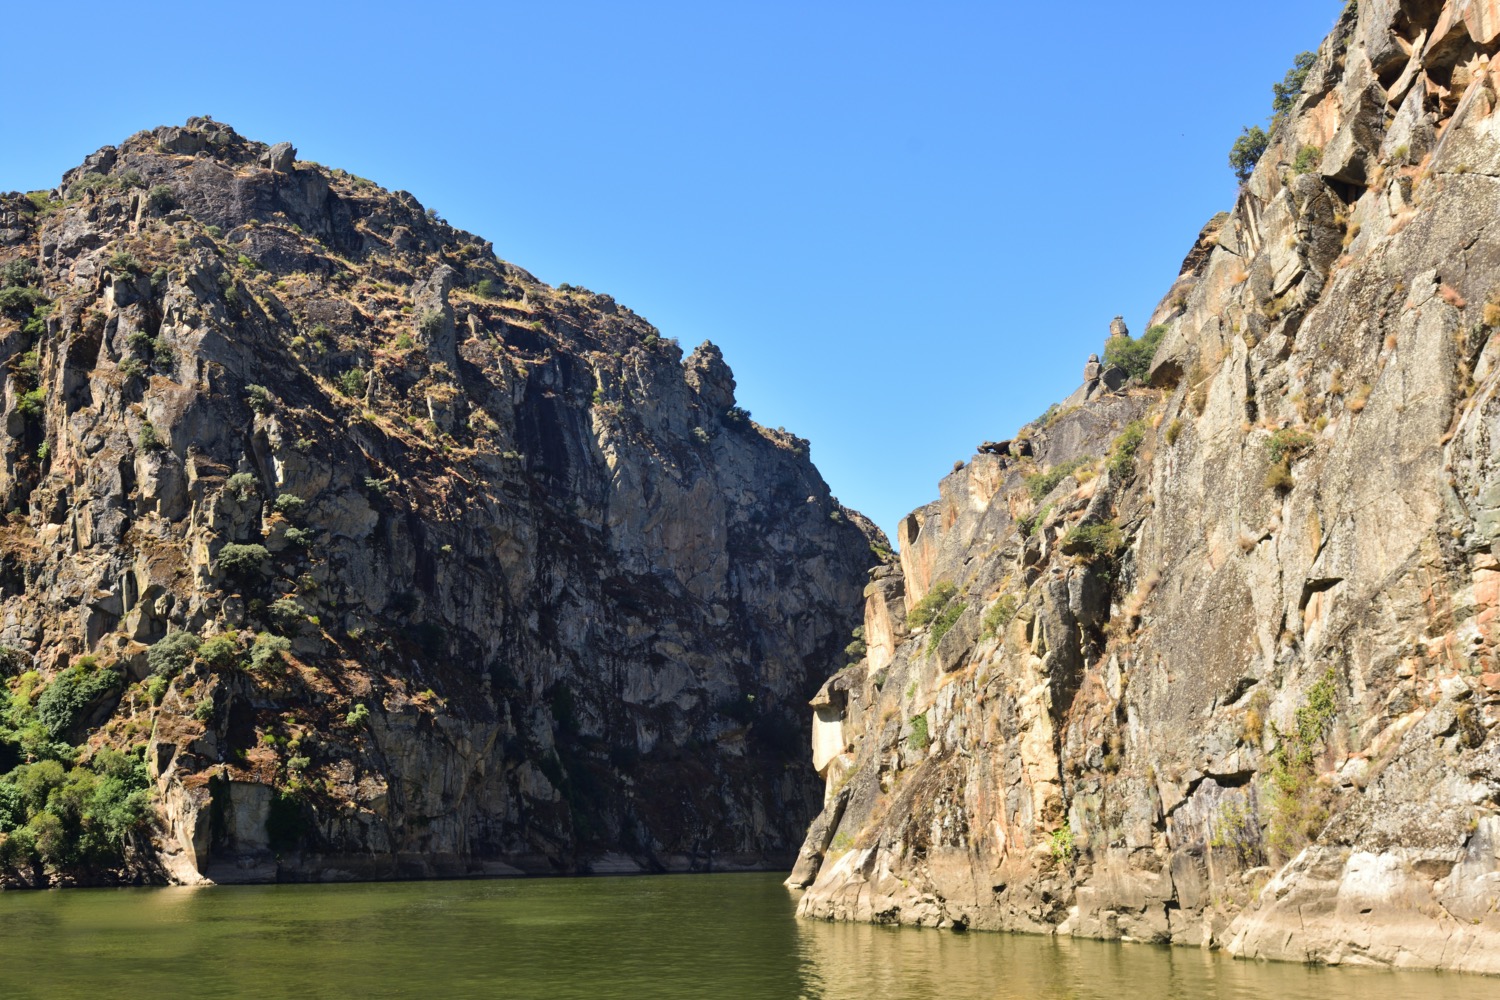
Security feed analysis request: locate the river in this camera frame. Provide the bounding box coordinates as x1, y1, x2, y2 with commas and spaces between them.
0, 872, 1491, 998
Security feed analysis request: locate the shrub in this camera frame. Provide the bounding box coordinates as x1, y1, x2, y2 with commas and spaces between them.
928, 599, 966, 647
1019, 504, 1051, 538
1104, 325, 1167, 382
147, 631, 200, 678
1107, 420, 1148, 478
245, 384, 274, 413
1164, 419, 1183, 446
474, 278, 503, 299
1061, 521, 1124, 562
16, 387, 46, 420
907, 713, 930, 751
139, 422, 163, 452
979, 595, 1019, 642
345, 703, 370, 729
1049, 822, 1075, 864
1025, 458, 1089, 501
107, 252, 141, 274
1229, 126, 1269, 182
1292, 145, 1321, 175
146, 675, 169, 706
248, 632, 291, 672
1272, 52, 1317, 117
268, 598, 304, 635
1266, 668, 1339, 857
225, 472, 258, 502
198, 632, 240, 670
283, 526, 312, 547
907, 581, 957, 629
147, 185, 176, 212
35, 662, 122, 741
273, 493, 305, 517
418, 311, 445, 339
1265, 428, 1314, 465
217, 543, 270, 577
337, 368, 367, 398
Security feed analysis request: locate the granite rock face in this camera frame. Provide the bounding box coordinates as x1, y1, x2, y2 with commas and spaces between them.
0, 118, 879, 885
791, 0, 1500, 974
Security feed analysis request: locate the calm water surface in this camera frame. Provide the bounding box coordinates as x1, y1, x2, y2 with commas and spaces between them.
0, 872, 1493, 999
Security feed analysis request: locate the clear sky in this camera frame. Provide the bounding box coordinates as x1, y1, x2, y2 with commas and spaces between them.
0, 1, 1344, 542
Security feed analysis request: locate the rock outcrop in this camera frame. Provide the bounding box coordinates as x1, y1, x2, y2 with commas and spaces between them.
0, 118, 880, 886
790, 0, 1500, 975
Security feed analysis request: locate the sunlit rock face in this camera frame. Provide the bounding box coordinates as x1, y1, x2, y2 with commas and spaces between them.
790, 0, 1500, 974
0, 118, 880, 885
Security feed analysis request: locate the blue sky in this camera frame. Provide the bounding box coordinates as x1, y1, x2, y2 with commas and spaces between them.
0, 1, 1343, 542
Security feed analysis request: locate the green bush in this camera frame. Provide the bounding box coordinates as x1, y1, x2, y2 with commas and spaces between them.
146, 675, 170, 706
244, 384, 274, 414
147, 185, 176, 213
107, 252, 140, 275
217, 543, 270, 578
147, 631, 200, 678
1266, 428, 1315, 465
225, 472, 258, 503
418, 311, 445, 339
1107, 420, 1148, 479
34, 662, 122, 741
337, 368, 367, 397
1104, 325, 1167, 382
248, 632, 291, 672
928, 599, 967, 648
1025, 458, 1089, 501
273, 493, 305, 517
907, 713, 930, 752
1292, 145, 1321, 175
268, 598, 304, 635
1266, 668, 1339, 857
979, 595, 1019, 642
907, 581, 957, 629
198, 633, 240, 670
1272, 52, 1317, 117
345, 703, 370, 729
1229, 126, 1269, 182
1049, 821, 1075, 864
1061, 521, 1124, 562
139, 422, 163, 452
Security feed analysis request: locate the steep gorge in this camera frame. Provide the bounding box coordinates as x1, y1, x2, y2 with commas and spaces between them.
790, 0, 1500, 974
0, 120, 879, 885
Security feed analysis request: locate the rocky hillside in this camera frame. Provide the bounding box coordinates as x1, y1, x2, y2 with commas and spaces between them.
0, 119, 880, 886
789, 0, 1500, 975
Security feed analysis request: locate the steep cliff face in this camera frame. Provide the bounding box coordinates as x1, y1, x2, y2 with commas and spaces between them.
791, 0, 1500, 974
0, 119, 879, 885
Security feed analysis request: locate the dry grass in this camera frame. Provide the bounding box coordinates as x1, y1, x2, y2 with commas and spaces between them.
1347, 383, 1371, 413
1440, 284, 1468, 309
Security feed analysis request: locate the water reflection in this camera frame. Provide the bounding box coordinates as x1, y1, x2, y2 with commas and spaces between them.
792, 911, 1500, 1000
0, 874, 1493, 999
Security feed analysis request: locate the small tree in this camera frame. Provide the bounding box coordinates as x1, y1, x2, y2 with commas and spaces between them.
1229, 126, 1269, 183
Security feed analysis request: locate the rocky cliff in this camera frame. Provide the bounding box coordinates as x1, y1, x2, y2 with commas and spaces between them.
0, 119, 880, 886
789, 0, 1500, 974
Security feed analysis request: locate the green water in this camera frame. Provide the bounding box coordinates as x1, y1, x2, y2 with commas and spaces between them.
0, 873, 1492, 998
